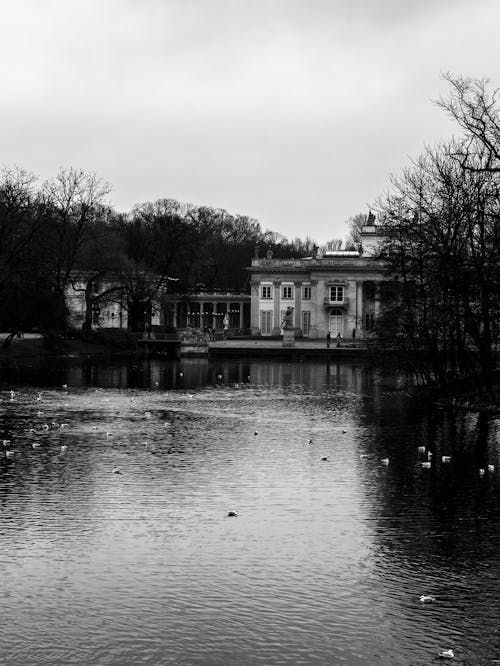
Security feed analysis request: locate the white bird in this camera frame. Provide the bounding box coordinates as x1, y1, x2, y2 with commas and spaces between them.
62, 384, 68, 389
479, 468, 486, 477
306, 438, 313, 445
360, 454, 368, 459
37, 411, 43, 417
145, 411, 152, 418
60, 423, 68, 429
32, 442, 42, 448
418, 446, 426, 453
381, 458, 389, 466
488, 464, 495, 472
2, 439, 11, 447
427, 451, 433, 460
60, 445, 67, 453
5, 450, 15, 459
419, 594, 435, 603
442, 456, 451, 463
421, 461, 431, 469
437, 649, 454, 659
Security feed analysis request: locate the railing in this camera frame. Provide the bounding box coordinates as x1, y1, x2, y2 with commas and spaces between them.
323, 297, 349, 308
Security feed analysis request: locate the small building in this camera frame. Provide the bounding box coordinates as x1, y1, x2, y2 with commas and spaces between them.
248, 225, 385, 339
162, 292, 251, 333
66, 279, 251, 335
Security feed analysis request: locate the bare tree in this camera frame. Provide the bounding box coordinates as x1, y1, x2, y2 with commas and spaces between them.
437, 74, 500, 173
41, 167, 111, 329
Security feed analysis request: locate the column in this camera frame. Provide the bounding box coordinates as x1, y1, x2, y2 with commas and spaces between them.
212, 302, 217, 330
250, 282, 260, 334
310, 279, 320, 338
272, 282, 281, 335
356, 281, 364, 338
294, 282, 301, 332
239, 302, 244, 329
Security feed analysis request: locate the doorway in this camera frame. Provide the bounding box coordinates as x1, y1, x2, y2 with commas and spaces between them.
328, 309, 344, 337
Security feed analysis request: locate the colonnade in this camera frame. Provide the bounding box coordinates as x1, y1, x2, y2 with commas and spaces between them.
164, 296, 251, 331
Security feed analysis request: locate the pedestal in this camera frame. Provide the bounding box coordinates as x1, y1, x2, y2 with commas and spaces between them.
282, 328, 295, 347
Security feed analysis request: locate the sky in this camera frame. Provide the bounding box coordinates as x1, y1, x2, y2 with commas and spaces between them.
2, 0, 500, 244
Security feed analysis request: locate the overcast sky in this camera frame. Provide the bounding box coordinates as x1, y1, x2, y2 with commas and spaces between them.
2, 0, 500, 243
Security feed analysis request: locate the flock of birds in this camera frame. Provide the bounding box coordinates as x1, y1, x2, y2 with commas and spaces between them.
1, 385, 496, 662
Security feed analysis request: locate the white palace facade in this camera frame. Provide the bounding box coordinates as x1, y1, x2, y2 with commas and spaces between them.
249, 225, 385, 339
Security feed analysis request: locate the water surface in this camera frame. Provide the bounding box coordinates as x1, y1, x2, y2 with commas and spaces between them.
1, 357, 500, 665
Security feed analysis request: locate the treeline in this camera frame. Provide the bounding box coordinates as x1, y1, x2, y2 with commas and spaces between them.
375, 74, 500, 398
0, 167, 319, 336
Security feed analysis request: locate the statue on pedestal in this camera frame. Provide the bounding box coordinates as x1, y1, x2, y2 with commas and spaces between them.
282, 306, 294, 330
282, 306, 295, 347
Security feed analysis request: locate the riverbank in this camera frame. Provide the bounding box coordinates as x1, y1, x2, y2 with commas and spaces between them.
0, 334, 134, 359
1, 333, 369, 360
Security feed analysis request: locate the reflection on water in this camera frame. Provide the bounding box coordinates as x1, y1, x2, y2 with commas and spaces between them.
1, 356, 500, 665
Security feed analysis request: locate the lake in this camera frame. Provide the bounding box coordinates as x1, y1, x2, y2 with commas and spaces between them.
1, 356, 500, 665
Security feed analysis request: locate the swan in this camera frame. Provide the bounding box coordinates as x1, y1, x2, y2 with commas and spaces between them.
418, 446, 426, 453
380, 458, 389, 465
419, 594, 435, 603
437, 649, 454, 659
442, 456, 451, 463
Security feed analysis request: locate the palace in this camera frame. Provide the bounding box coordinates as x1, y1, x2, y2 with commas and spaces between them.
65, 225, 385, 341
248, 225, 385, 339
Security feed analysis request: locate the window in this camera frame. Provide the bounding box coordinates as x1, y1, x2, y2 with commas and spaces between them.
302, 311, 311, 335
261, 285, 272, 299
260, 310, 272, 335
282, 285, 293, 299
303, 285, 311, 300
365, 313, 375, 332
330, 286, 344, 302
